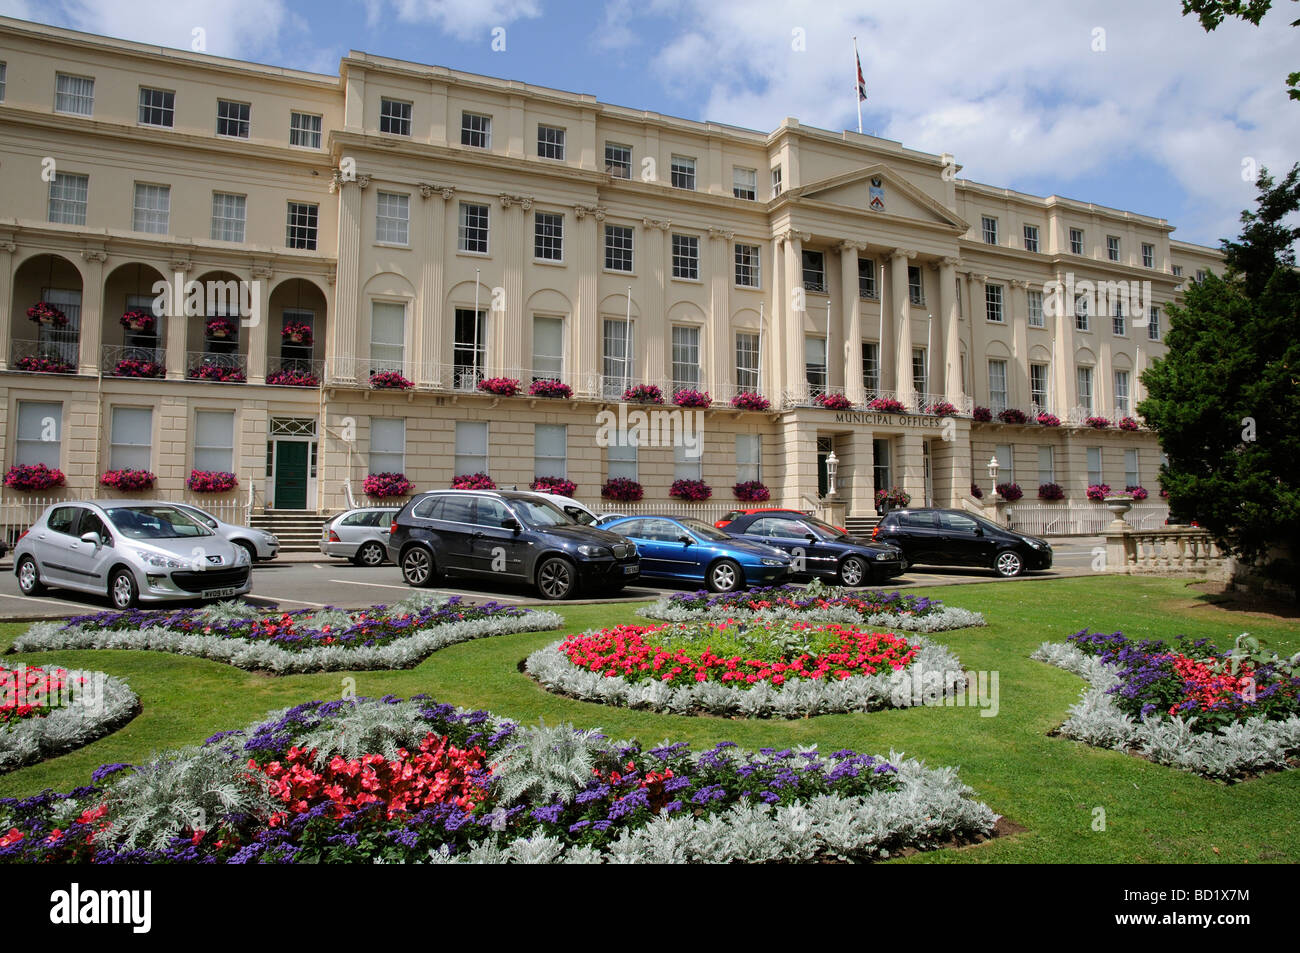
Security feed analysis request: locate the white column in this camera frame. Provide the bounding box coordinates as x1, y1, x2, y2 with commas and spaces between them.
839, 242, 865, 404
889, 249, 915, 405
939, 257, 962, 405
77, 249, 107, 375
708, 226, 732, 394
330, 175, 364, 383
574, 205, 602, 397
0, 235, 14, 370
782, 230, 808, 402
418, 184, 452, 387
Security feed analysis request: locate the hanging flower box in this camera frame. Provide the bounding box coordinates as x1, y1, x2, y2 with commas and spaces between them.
531, 476, 577, 497
995, 482, 1024, 501
369, 370, 413, 390
363, 472, 413, 498
1118, 416, 1140, 432
622, 384, 664, 404
733, 480, 770, 502
1126, 484, 1149, 501
26, 302, 67, 327
205, 317, 237, 339
926, 400, 958, 417
280, 322, 313, 346
669, 478, 712, 501
99, 468, 156, 492
188, 363, 246, 383
529, 378, 572, 399
672, 388, 711, 408
266, 368, 319, 387
969, 483, 984, 500
997, 408, 1028, 425
817, 393, 854, 410
3, 464, 66, 491
1086, 483, 1112, 503
1037, 482, 1065, 501
867, 396, 907, 413
451, 472, 496, 490
477, 377, 521, 397
729, 392, 771, 411
972, 406, 993, 422
875, 487, 911, 508
1036, 412, 1061, 427
120, 310, 155, 333
601, 477, 643, 502
1084, 416, 1112, 429
112, 358, 165, 379
187, 470, 238, 493
15, 355, 76, 374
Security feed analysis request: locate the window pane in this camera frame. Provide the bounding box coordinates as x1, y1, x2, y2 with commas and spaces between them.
370, 417, 405, 474
216, 100, 250, 138
535, 424, 566, 479
48, 173, 89, 226
534, 212, 563, 260
290, 111, 322, 148
671, 326, 700, 389
736, 434, 760, 482
138, 87, 174, 127
532, 316, 564, 380
16, 401, 61, 467
605, 224, 633, 271
736, 332, 759, 389
133, 184, 170, 234
194, 410, 234, 473
459, 203, 489, 253
376, 191, 410, 244
110, 407, 153, 471
56, 74, 94, 115
211, 192, 246, 243
454, 421, 488, 476
371, 301, 405, 370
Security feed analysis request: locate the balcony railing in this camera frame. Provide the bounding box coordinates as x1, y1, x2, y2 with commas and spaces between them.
186, 350, 248, 383
9, 339, 80, 375
103, 344, 166, 379
266, 356, 323, 387
803, 279, 828, 294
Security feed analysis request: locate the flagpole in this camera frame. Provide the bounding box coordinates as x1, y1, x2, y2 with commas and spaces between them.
877, 263, 885, 396
853, 36, 863, 135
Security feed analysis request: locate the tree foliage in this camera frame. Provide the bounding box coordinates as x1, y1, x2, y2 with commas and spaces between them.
1138, 164, 1300, 569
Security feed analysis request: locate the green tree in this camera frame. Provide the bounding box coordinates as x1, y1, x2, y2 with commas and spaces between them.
1138, 164, 1300, 574
1181, 0, 1300, 100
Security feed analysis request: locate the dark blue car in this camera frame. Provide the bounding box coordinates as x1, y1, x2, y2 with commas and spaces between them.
599, 515, 791, 592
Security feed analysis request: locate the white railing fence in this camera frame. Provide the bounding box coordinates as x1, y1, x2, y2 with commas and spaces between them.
1007, 501, 1170, 536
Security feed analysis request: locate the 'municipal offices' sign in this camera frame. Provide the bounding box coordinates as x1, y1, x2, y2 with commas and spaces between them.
831, 411, 950, 430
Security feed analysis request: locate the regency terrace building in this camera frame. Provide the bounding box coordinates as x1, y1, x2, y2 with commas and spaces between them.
0, 16, 1223, 530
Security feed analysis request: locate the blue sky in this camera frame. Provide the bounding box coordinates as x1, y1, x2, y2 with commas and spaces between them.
6, 0, 1298, 247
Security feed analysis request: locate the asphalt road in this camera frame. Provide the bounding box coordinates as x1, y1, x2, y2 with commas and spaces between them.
0, 538, 1105, 619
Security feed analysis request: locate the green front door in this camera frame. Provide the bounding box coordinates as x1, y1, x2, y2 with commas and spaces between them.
274, 441, 309, 510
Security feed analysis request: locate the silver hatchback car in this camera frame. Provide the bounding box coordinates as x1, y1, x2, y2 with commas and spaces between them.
171, 502, 280, 562
320, 507, 400, 566
13, 501, 253, 609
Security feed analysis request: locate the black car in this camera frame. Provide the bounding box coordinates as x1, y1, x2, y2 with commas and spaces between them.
873, 508, 1052, 577
719, 509, 906, 586
386, 490, 639, 599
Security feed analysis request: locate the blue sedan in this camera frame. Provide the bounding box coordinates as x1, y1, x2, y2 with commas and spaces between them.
599, 515, 791, 592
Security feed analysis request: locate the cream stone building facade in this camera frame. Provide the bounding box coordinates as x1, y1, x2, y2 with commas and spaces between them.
0, 17, 1224, 529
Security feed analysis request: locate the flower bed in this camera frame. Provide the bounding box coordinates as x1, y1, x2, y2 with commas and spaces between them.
1126, 484, 1149, 501
267, 368, 319, 387
15, 355, 75, 374
1085, 483, 1111, 503
672, 388, 711, 408
623, 384, 664, 404
187, 470, 237, 493
188, 364, 246, 383
531, 476, 577, 497
601, 478, 643, 502
669, 479, 712, 502
0, 695, 996, 863
995, 482, 1023, 502
1037, 482, 1065, 501
639, 583, 986, 633
99, 468, 155, 492
370, 370, 414, 390
112, 358, 166, 378
732, 480, 770, 503
477, 377, 521, 397
1036, 412, 1061, 427
972, 406, 992, 422
4, 464, 66, 491
867, 397, 908, 413
363, 472, 413, 498
451, 472, 496, 490
1084, 416, 1111, 429
926, 401, 957, 417
730, 392, 771, 411
1118, 416, 1140, 432
10, 595, 564, 675
997, 408, 1028, 425
1033, 631, 1300, 780
1, 666, 138, 773
529, 378, 572, 399
527, 618, 967, 718
817, 393, 853, 410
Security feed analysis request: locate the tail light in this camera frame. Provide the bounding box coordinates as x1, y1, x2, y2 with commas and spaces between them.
328, 530, 341, 542
871, 526, 880, 539
389, 521, 398, 535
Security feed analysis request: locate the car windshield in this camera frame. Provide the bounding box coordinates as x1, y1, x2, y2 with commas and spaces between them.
105, 506, 213, 539
802, 516, 848, 538
679, 518, 732, 542
176, 504, 219, 528
509, 497, 574, 527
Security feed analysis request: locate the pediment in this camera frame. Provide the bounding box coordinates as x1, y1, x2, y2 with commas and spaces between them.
794, 164, 967, 231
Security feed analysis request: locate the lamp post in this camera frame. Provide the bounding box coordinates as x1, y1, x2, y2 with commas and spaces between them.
987, 454, 1000, 499
825, 450, 839, 499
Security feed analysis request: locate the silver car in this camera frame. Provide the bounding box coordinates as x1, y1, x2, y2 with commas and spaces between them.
320, 507, 400, 566
172, 502, 280, 562
13, 501, 252, 609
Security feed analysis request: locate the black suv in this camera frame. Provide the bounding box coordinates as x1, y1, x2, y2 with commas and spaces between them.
719, 509, 906, 586
873, 508, 1052, 577
386, 490, 640, 599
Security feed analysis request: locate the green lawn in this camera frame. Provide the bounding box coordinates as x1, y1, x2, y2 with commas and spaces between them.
2, 576, 1298, 863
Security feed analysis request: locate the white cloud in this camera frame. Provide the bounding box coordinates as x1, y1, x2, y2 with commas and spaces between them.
624, 0, 1299, 245
365, 0, 541, 40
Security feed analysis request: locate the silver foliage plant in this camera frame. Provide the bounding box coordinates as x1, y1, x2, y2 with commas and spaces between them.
637, 600, 986, 633
524, 634, 968, 718
10, 603, 565, 675
0, 669, 139, 773
1032, 640, 1300, 780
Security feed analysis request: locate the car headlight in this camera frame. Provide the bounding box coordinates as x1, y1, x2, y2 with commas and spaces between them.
234, 547, 251, 565
577, 544, 610, 557
874, 551, 894, 560
1030, 540, 1047, 550
138, 551, 185, 569
259, 532, 278, 544
760, 557, 786, 567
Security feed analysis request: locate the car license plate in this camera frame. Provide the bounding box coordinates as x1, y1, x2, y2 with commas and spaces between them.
622, 564, 638, 575
202, 587, 239, 599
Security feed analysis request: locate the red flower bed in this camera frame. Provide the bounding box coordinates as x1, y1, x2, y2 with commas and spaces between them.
559, 622, 919, 687
623, 384, 664, 404
531, 476, 577, 496
672, 388, 711, 408
100, 468, 156, 492
730, 392, 771, 411
529, 379, 572, 399
1, 665, 80, 727
477, 377, 520, 397
187, 470, 238, 493
4, 464, 66, 491
868, 397, 907, 413
364, 472, 413, 497
732, 480, 770, 502
15, 355, 75, 374
112, 358, 165, 378
267, 368, 319, 387
669, 478, 712, 501
601, 478, 643, 502
817, 393, 853, 410
370, 370, 414, 390
451, 472, 496, 490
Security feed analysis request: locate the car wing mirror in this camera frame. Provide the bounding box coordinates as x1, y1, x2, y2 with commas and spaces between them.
973, 526, 984, 536
79, 531, 101, 546
677, 534, 694, 544
501, 517, 521, 533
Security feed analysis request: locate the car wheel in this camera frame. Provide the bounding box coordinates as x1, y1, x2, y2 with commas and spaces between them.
837, 555, 868, 587
236, 540, 258, 566
401, 547, 435, 587
354, 542, 386, 567
994, 550, 1024, 578
110, 568, 139, 609
707, 559, 744, 593
536, 557, 577, 600
16, 556, 46, 596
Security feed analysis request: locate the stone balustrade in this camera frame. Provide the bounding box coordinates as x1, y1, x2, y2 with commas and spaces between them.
1105, 526, 1229, 577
